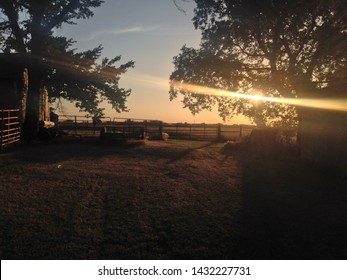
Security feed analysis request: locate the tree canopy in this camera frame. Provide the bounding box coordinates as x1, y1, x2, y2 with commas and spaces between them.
0, 0, 134, 116
170, 0, 347, 126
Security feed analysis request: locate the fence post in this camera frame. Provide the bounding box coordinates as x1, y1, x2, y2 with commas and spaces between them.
74, 116, 77, 134
144, 121, 148, 137
128, 119, 132, 131
217, 124, 222, 139
189, 124, 192, 140
7, 110, 10, 141
239, 125, 243, 140
203, 124, 206, 139
159, 121, 163, 136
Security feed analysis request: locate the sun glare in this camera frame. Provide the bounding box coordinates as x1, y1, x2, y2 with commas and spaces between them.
48, 55, 347, 115
171, 80, 347, 113
251, 94, 262, 101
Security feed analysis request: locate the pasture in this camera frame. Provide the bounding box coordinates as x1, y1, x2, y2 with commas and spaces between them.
0, 138, 347, 259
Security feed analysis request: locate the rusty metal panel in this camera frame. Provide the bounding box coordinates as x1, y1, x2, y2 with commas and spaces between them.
0, 109, 21, 152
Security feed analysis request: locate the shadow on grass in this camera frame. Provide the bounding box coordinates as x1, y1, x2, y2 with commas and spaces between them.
166, 141, 215, 164
3, 137, 147, 164
4, 138, 218, 165
221, 142, 347, 259
0, 139, 241, 260
3, 138, 347, 260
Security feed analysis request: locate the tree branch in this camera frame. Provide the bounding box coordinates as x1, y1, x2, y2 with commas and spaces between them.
43, 0, 80, 33
172, 0, 189, 15
0, 1, 27, 53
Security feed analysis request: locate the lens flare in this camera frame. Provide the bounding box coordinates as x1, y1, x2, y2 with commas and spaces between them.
36, 52, 347, 115
171, 81, 347, 112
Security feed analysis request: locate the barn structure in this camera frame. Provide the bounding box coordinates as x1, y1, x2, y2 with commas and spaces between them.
0, 53, 54, 150
0, 54, 28, 150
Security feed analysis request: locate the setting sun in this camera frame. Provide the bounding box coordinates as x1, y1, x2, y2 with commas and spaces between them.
250, 94, 262, 102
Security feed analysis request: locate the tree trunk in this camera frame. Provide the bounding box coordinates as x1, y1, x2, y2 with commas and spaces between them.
22, 61, 46, 140
21, 4, 47, 139
22, 76, 40, 140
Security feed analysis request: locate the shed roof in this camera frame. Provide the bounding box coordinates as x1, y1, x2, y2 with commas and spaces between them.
0, 53, 47, 79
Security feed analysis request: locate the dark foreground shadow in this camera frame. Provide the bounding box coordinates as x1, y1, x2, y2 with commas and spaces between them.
2, 139, 346, 260
222, 142, 347, 259
5, 138, 216, 165
3, 137, 148, 164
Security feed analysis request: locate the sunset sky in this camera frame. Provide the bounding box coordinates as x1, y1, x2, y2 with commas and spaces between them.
55, 0, 250, 124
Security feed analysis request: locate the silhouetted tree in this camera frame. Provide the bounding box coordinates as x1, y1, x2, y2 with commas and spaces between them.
0, 0, 134, 136
170, 0, 347, 126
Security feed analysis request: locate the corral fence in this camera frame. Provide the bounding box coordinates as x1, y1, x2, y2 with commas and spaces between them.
162, 123, 254, 141
57, 115, 255, 141
57, 115, 112, 136
0, 109, 21, 151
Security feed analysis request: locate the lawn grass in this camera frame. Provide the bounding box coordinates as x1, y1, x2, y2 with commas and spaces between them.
0, 138, 346, 259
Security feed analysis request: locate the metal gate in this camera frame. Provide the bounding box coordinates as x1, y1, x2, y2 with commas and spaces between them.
0, 109, 21, 152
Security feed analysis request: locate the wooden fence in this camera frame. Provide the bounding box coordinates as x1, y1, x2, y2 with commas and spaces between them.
0, 109, 21, 151
57, 115, 254, 141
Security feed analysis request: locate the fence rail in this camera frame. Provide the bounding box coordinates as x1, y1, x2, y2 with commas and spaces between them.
162, 123, 253, 141
1, 109, 21, 151
57, 115, 255, 141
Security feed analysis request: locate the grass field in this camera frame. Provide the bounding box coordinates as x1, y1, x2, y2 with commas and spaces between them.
1, 138, 346, 259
